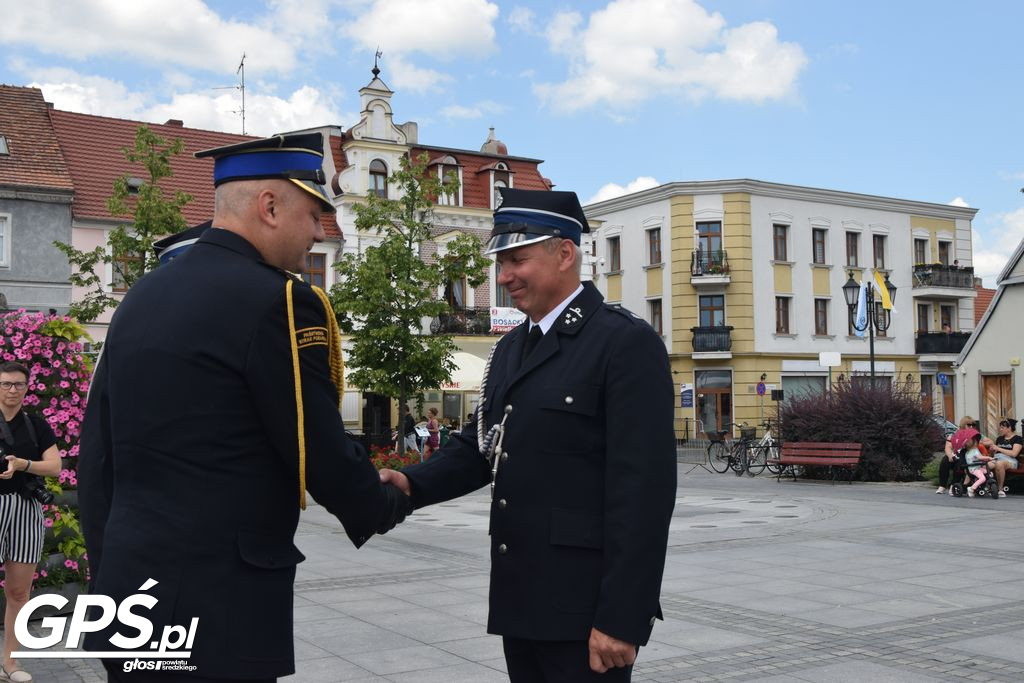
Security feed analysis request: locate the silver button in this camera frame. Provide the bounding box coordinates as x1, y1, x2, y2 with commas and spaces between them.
500, 452, 509, 463
498, 543, 508, 554
498, 499, 507, 509
564, 396, 574, 404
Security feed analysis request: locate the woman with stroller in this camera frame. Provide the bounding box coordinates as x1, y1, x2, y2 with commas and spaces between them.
982, 418, 1022, 498
960, 429, 994, 497
937, 416, 982, 494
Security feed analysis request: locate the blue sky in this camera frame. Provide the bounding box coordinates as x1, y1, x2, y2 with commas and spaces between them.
2, 0, 1021, 285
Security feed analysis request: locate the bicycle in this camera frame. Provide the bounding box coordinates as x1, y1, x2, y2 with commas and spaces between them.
746, 422, 782, 476
705, 423, 745, 474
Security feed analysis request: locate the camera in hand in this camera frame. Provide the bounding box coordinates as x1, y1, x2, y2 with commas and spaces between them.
0, 440, 55, 504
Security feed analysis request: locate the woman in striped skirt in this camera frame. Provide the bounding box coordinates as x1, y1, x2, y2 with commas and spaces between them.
0, 362, 62, 683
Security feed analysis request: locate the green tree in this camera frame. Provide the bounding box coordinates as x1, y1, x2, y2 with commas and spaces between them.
55, 125, 192, 323
330, 153, 490, 414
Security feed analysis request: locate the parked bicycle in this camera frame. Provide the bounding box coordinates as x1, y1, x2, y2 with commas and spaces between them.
707, 423, 749, 475
746, 422, 783, 476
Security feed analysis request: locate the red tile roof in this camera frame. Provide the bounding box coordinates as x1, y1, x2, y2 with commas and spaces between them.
974, 283, 995, 326
0, 86, 73, 191
47, 110, 343, 238
410, 146, 548, 210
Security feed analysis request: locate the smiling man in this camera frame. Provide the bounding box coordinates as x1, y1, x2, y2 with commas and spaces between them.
382, 188, 677, 682
78, 133, 410, 682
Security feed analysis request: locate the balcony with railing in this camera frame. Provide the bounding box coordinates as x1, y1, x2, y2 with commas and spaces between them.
689, 249, 731, 286
429, 308, 493, 335
915, 331, 971, 355
691, 326, 733, 356
912, 264, 975, 295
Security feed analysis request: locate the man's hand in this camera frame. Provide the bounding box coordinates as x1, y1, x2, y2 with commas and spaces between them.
588, 627, 636, 673
380, 468, 411, 496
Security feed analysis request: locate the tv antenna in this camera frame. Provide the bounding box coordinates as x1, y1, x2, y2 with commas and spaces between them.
213, 53, 247, 134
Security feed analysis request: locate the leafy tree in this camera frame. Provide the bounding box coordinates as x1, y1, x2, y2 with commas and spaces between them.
55, 125, 192, 323
330, 152, 490, 415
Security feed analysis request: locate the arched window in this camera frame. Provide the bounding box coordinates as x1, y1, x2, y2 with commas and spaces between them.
492, 162, 510, 209
369, 159, 388, 198
493, 179, 507, 208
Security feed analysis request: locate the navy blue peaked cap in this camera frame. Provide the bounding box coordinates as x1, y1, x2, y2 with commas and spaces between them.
153, 221, 212, 264
487, 188, 589, 254
194, 132, 336, 213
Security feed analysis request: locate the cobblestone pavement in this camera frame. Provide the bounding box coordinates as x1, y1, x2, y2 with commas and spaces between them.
5, 467, 1023, 681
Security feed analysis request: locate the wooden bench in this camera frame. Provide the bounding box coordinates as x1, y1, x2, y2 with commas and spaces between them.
772, 442, 862, 484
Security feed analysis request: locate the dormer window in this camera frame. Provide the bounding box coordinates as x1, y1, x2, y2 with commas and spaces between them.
0, 136, 8, 155
493, 162, 510, 209
126, 177, 145, 195
436, 155, 462, 207
369, 159, 388, 198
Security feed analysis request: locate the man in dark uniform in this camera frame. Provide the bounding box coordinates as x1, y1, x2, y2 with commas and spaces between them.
382, 188, 677, 681
79, 133, 410, 682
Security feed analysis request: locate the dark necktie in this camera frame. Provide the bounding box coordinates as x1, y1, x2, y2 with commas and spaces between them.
521, 325, 543, 364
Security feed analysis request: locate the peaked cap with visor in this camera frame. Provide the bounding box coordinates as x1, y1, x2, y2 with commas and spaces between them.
194, 132, 336, 213
486, 188, 589, 254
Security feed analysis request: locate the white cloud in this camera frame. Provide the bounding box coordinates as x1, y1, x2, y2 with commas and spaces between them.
586, 177, 660, 205
440, 100, 506, 120
535, 0, 807, 113
31, 67, 348, 137
0, 0, 296, 74
972, 207, 1024, 286
387, 55, 453, 94
508, 6, 536, 33
949, 196, 970, 207
344, 0, 499, 60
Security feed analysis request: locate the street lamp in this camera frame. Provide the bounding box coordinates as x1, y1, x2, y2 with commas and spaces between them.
842, 272, 897, 386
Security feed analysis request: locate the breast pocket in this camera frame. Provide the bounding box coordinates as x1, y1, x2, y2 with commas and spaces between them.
539, 384, 600, 454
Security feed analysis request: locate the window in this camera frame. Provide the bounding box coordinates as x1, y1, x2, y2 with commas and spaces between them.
493, 179, 507, 208
845, 232, 859, 267
445, 277, 467, 309
775, 297, 790, 334
112, 252, 142, 292
814, 299, 828, 335
495, 263, 513, 307
914, 238, 928, 264
781, 376, 826, 402
0, 214, 9, 267
369, 159, 388, 198
647, 228, 662, 265
303, 253, 326, 289
773, 224, 788, 261
938, 241, 951, 266
874, 302, 886, 337
940, 304, 954, 331
697, 221, 722, 265
492, 163, 511, 209
873, 235, 886, 269
436, 156, 460, 206
607, 236, 621, 272
698, 295, 725, 327
917, 304, 930, 333
649, 299, 663, 335
0, 136, 8, 155
812, 229, 827, 264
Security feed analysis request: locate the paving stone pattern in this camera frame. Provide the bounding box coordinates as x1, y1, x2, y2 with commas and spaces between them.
4, 467, 1023, 681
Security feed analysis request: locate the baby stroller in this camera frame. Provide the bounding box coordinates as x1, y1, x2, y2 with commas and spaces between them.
949, 450, 999, 499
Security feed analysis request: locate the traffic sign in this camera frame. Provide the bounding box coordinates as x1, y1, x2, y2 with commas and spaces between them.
756, 382, 766, 396
937, 372, 948, 387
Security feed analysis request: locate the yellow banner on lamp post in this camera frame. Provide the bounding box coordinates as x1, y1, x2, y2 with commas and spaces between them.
873, 270, 892, 310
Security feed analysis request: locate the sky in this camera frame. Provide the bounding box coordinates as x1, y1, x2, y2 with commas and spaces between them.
1, 0, 1022, 286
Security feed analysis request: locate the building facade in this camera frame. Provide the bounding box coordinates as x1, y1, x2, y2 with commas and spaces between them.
956, 238, 1023, 437
584, 180, 979, 438
0, 86, 75, 313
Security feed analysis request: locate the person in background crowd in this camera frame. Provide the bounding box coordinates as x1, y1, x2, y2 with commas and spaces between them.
982, 418, 1022, 498
938, 416, 982, 494
0, 361, 62, 683
424, 407, 441, 459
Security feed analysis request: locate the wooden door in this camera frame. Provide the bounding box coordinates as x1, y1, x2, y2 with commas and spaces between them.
982, 374, 1013, 437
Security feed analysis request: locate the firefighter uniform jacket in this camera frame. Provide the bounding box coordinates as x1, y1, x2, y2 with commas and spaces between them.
79, 228, 409, 679
403, 281, 676, 647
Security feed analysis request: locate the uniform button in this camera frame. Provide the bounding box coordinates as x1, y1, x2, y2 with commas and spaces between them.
564, 396, 574, 404
498, 498, 507, 509
649, 617, 656, 626
500, 452, 509, 463
498, 543, 508, 554
504, 404, 514, 414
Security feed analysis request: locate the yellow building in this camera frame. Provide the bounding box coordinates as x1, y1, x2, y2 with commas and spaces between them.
585, 180, 978, 438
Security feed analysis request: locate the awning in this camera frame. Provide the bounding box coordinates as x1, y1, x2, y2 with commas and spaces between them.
440, 351, 486, 392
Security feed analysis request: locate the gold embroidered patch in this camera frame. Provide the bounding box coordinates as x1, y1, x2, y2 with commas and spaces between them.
295, 326, 328, 349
